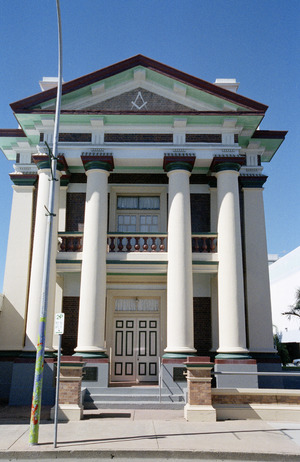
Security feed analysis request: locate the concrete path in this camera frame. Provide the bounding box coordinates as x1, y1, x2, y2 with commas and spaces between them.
0, 408, 300, 461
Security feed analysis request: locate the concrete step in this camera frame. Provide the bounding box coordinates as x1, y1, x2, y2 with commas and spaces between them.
85, 386, 166, 395
84, 393, 184, 403
84, 400, 185, 410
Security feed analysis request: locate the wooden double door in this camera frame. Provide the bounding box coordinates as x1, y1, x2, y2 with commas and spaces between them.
111, 316, 159, 382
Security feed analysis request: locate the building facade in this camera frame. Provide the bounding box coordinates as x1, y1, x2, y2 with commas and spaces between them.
0, 56, 287, 406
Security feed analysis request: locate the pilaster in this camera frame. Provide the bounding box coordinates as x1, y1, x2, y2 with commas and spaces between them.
240, 175, 275, 354
0, 175, 37, 351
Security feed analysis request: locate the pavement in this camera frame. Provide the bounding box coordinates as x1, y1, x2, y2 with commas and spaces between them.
1, 406, 300, 461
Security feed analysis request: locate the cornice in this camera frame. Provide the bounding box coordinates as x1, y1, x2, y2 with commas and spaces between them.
239, 174, 268, 188
9, 173, 37, 186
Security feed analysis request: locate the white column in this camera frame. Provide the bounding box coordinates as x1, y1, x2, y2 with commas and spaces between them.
215, 163, 248, 355
164, 165, 196, 355
0, 179, 36, 350
58, 184, 68, 232
210, 274, 219, 352
75, 162, 111, 355
24, 162, 61, 351
242, 179, 275, 353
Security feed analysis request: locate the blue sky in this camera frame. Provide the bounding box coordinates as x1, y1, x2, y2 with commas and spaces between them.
0, 0, 299, 290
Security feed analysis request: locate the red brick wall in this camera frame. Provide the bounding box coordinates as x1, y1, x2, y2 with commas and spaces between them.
66, 193, 85, 231
62, 297, 79, 355
190, 194, 210, 232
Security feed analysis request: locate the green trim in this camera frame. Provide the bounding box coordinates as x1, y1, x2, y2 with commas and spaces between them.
73, 352, 108, 359
214, 162, 241, 173
106, 260, 167, 265
0, 350, 22, 358
108, 232, 167, 236
60, 177, 70, 186
191, 232, 218, 236
10, 176, 37, 186
215, 353, 252, 360
56, 259, 82, 264
239, 175, 268, 188
35, 159, 51, 170
185, 363, 214, 368
19, 351, 36, 359
84, 160, 113, 172
107, 272, 167, 276
164, 161, 194, 173
163, 353, 196, 359
192, 261, 218, 265
58, 231, 83, 235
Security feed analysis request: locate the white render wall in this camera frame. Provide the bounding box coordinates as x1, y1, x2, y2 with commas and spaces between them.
269, 246, 300, 342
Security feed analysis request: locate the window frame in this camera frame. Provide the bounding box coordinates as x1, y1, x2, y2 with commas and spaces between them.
108, 185, 167, 233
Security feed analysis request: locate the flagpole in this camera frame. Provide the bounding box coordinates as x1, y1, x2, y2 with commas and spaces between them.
29, 0, 63, 445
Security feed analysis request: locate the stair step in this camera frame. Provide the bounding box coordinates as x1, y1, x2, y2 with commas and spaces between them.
85, 393, 183, 402
84, 401, 185, 410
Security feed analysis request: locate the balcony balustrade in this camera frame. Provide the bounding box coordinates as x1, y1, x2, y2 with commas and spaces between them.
107, 233, 167, 253
57, 232, 217, 253
192, 234, 217, 253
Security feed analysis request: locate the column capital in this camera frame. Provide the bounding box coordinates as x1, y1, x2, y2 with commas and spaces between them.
32, 154, 69, 174
9, 173, 37, 186
60, 173, 71, 187
163, 153, 195, 173
32, 154, 51, 170
239, 174, 268, 188
210, 155, 246, 173
81, 153, 114, 172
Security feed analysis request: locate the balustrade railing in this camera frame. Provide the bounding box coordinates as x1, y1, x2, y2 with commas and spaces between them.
57, 232, 218, 254
58, 232, 83, 252
107, 233, 167, 253
192, 234, 217, 253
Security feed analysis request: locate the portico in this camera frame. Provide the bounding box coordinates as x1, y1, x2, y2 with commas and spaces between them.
0, 55, 287, 405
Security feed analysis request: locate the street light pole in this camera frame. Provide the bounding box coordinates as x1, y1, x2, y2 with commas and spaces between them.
29, 0, 63, 445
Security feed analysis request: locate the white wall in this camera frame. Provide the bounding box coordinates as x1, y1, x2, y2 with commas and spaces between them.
269, 246, 300, 342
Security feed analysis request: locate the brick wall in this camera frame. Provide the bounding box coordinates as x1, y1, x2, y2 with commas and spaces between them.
190, 194, 210, 232
212, 391, 300, 405
193, 297, 212, 355
62, 297, 79, 355
66, 193, 85, 231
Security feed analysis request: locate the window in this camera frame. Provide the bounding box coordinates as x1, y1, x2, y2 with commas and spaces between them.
117, 196, 160, 233
109, 186, 167, 234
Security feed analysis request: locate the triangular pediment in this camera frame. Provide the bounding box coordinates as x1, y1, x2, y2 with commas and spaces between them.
10, 55, 268, 114
80, 87, 197, 113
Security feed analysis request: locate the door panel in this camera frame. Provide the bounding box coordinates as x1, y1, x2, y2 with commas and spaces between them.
111, 316, 159, 382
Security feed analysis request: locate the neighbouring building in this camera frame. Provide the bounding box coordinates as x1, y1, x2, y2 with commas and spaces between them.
0, 55, 287, 407
270, 246, 300, 360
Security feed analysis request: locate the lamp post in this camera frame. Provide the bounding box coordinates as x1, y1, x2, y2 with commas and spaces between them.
29, 0, 63, 445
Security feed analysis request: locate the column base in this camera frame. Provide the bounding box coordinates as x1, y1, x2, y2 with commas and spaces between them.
163, 352, 196, 359
73, 351, 108, 359
184, 403, 216, 422
215, 352, 252, 360
50, 404, 83, 422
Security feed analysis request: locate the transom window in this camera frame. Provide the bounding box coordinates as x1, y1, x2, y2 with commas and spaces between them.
117, 196, 160, 210
117, 196, 160, 233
